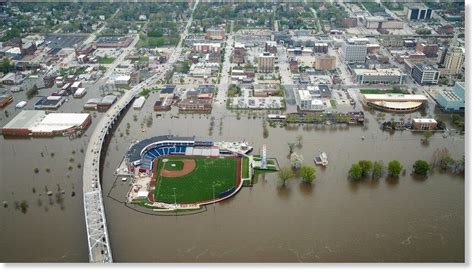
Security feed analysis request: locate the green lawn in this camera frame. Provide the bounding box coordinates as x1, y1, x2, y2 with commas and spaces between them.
330, 99, 337, 109
98, 56, 116, 64
360, 88, 406, 94
154, 156, 238, 203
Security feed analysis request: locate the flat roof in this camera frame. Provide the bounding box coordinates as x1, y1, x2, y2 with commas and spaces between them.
413, 118, 437, 123
31, 113, 90, 133
354, 68, 404, 76
3, 110, 46, 130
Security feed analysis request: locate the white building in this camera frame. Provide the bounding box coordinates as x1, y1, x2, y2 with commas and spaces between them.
258, 52, 275, 73
295, 89, 325, 111
341, 38, 368, 63
353, 68, 406, 84
114, 75, 131, 86
442, 47, 464, 76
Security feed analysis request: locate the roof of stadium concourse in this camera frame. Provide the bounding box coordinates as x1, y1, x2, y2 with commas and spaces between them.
370, 101, 423, 110
126, 135, 196, 162
363, 93, 428, 102
3, 110, 46, 129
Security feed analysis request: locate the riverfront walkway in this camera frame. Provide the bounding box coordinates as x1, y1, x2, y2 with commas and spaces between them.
81, 0, 199, 263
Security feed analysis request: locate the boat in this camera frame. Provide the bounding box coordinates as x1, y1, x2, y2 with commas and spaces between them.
314, 151, 328, 166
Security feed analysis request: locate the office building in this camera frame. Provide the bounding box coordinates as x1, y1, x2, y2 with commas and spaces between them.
436, 82, 465, 112
411, 63, 440, 85
442, 47, 465, 76
353, 68, 406, 84
406, 6, 432, 21
341, 38, 368, 63
258, 52, 275, 73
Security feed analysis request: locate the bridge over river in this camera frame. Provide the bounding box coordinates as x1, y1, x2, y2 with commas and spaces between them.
81, 0, 199, 262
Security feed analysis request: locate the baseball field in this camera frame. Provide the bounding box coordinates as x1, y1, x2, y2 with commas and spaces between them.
153, 155, 240, 204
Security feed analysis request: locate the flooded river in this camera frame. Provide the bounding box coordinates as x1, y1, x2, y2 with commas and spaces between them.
0, 92, 464, 262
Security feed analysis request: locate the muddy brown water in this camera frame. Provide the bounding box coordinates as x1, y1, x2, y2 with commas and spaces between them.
0, 93, 465, 262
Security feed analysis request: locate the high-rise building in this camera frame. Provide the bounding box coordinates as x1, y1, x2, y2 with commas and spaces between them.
411, 63, 440, 85
406, 6, 432, 21
257, 52, 275, 73
341, 38, 368, 63
442, 47, 465, 75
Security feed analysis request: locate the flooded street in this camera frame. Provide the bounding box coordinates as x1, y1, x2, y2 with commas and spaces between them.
0, 96, 464, 262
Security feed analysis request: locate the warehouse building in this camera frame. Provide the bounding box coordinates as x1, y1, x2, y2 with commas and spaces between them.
2, 110, 91, 137
34, 96, 65, 110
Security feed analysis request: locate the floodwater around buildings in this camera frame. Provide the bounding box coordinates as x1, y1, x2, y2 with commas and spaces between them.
0, 97, 465, 262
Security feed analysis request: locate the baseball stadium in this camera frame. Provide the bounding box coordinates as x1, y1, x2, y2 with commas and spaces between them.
124, 135, 254, 211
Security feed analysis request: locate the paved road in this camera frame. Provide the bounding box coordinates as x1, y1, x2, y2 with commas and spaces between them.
81, 0, 199, 263
216, 33, 234, 103
277, 44, 292, 85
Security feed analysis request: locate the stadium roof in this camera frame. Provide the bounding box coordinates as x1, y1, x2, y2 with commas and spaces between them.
126, 135, 196, 162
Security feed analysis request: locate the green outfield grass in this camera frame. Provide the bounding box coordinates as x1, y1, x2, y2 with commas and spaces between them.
154, 156, 239, 203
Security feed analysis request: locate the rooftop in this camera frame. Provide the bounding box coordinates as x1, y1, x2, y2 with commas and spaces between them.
354, 68, 404, 76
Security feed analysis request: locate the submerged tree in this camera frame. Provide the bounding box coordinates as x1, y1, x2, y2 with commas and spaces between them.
300, 165, 316, 183
372, 161, 384, 180
387, 160, 403, 177
278, 166, 294, 187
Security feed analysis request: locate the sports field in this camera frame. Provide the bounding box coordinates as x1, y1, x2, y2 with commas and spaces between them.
153, 156, 239, 204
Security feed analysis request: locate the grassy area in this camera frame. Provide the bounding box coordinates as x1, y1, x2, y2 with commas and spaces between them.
360, 88, 405, 95
98, 56, 116, 64
330, 99, 337, 109
242, 157, 250, 179
154, 156, 237, 203
136, 35, 179, 48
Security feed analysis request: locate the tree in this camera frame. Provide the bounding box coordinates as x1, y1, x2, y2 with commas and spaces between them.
26, 84, 39, 100
278, 166, 294, 187
300, 165, 316, 183
358, 160, 373, 177
439, 155, 455, 171
387, 160, 403, 177
290, 152, 304, 170
372, 161, 384, 180
348, 163, 363, 180
413, 160, 430, 176
287, 142, 296, 154
422, 130, 433, 144
0, 59, 15, 73
296, 135, 303, 148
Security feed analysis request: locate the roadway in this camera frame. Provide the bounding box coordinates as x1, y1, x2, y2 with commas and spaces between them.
216, 32, 234, 104
81, 0, 199, 263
